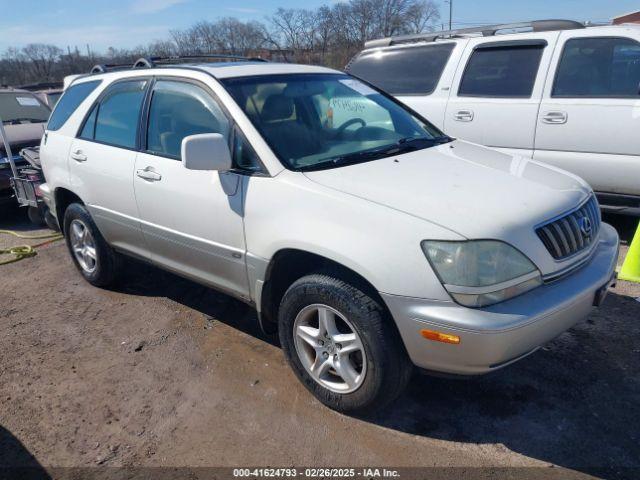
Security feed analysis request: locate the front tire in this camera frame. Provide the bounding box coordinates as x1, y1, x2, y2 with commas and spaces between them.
278, 272, 412, 414
63, 203, 121, 287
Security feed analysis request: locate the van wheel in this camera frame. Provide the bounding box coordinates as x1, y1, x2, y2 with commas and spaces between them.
278, 272, 412, 414
63, 203, 122, 287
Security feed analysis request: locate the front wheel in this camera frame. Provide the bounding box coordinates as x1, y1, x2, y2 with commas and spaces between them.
63, 203, 122, 287
278, 272, 412, 414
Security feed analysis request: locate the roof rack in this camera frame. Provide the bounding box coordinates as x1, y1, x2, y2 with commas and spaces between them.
90, 63, 137, 74
90, 54, 267, 74
364, 19, 585, 49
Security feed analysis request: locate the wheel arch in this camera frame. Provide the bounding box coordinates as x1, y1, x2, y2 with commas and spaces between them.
54, 187, 84, 231
259, 248, 390, 334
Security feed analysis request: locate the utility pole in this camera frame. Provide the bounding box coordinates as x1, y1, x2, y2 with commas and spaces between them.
443, 0, 453, 30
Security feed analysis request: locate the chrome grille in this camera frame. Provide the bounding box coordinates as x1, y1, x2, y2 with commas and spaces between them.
536, 196, 601, 260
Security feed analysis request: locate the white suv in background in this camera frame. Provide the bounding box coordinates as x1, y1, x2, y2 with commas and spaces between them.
40, 58, 618, 413
347, 20, 640, 215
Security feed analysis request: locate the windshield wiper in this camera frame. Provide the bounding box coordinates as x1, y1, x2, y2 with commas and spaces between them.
297, 135, 453, 172
398, 135, 452, 148
300, 145, 401, 171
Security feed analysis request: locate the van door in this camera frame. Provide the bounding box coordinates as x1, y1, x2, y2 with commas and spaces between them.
133, 78, 249, 299
444, 34, 559, 157
68, 78, 149, 258
534, 31, 640, 201
347, 42, 460, 130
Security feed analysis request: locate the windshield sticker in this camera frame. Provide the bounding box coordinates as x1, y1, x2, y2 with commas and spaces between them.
330, 98, 366, 113
339, 79, 377, 97
16, 96, 41, 107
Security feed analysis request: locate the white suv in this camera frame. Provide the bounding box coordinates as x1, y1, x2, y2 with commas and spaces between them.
347, 20, 640, 215
40, 58, 618, 413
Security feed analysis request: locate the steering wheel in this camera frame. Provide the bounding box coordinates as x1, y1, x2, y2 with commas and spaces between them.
335, 118, 366, 137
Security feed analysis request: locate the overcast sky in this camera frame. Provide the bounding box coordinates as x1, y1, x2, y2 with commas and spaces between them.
0, 0, 637, 52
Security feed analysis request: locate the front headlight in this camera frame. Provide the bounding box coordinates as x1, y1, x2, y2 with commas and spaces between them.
421, 240, 542, 308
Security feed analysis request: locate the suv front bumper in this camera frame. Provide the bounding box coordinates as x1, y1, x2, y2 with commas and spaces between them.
381, 223, 620, 375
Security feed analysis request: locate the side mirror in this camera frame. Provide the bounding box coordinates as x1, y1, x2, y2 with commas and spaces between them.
181, 133, 232, 171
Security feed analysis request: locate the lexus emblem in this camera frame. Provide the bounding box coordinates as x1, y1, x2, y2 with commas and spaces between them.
579, 217, 593, 237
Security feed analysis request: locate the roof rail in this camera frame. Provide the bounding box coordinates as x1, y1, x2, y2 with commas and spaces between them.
90, 63, 135, 74
364, 19, 585, 49
134, 54, 268, 68
89, 54, 267, 74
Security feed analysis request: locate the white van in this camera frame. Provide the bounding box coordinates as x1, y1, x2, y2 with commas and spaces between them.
347, 20, 640, 215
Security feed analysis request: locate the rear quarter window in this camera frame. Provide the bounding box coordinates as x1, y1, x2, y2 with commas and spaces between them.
348, 43, 455, 95
47, 80, 101, 131
553, 37, 640, 98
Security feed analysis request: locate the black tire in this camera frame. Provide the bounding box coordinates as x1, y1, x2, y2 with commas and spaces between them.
278, 271, 412, 414
27, 206, 45, 226
63, 203, 122, 287
44, 209, 60, 231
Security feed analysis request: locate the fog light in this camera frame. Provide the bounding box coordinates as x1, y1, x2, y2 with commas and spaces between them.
420, 329, 460, 344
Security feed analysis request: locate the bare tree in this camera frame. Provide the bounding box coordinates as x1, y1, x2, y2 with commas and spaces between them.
1, 48, 29, 85
21, 44, 63, 80
406, 0, 440, 33
0, 0, 442, 83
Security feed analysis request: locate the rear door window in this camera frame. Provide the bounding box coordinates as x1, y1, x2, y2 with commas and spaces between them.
91, 80, 147, 149
459, 43, 545, 97
553, 37, 640, 98
348, 43, 455, 95
47, 80, 101, 131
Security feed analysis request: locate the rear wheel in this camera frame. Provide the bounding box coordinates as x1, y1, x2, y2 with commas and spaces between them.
63, 203, 122, 287
278, 272, 412, 414
27, 206, 45, 226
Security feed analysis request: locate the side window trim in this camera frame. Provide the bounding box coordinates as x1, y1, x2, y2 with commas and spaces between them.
229, 125, 268, 176
473, 39, 548, 50
47, 80, 102, 131
75, 77, 152, 152
141, 76, 233, 161
140, 75, 267, 175
457, 40, 547, 99
551, 35, 640, 99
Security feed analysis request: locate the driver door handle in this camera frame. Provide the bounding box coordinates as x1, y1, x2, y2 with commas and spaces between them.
541, 111, 568, 124
454, 110, 474, 122
71, 149, 87, 162
136, 168, 162, 182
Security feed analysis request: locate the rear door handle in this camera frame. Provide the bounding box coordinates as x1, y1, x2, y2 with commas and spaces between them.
454, 110, 474, 122
136, 168, 162, 181
70, 150, 87, 162
541, 111, 568, 124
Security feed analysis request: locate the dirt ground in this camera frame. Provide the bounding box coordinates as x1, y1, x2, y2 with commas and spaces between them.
1, 206, 639, 480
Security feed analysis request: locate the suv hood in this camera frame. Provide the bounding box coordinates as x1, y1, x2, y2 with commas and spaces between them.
303, 140, 590, 242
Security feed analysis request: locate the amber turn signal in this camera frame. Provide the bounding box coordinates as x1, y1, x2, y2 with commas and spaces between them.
420, 329, 460, 345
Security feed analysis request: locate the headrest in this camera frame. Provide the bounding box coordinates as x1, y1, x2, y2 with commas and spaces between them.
261, 94, 294, 122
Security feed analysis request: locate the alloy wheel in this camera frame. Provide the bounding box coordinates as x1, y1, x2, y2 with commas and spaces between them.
69, 219, 98, 274
293, 304, 367, 394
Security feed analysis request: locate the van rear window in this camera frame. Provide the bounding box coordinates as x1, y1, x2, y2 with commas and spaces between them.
348, 43, 455, 95
47, 80, 101, 131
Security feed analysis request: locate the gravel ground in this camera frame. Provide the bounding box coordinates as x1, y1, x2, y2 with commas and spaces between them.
0, 206, 639, 480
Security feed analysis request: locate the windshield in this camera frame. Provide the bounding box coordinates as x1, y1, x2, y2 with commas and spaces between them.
222, 73, 449, 171
0, 92, 50, 125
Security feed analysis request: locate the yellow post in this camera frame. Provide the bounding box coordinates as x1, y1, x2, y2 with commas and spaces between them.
619, 220, 640, 283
